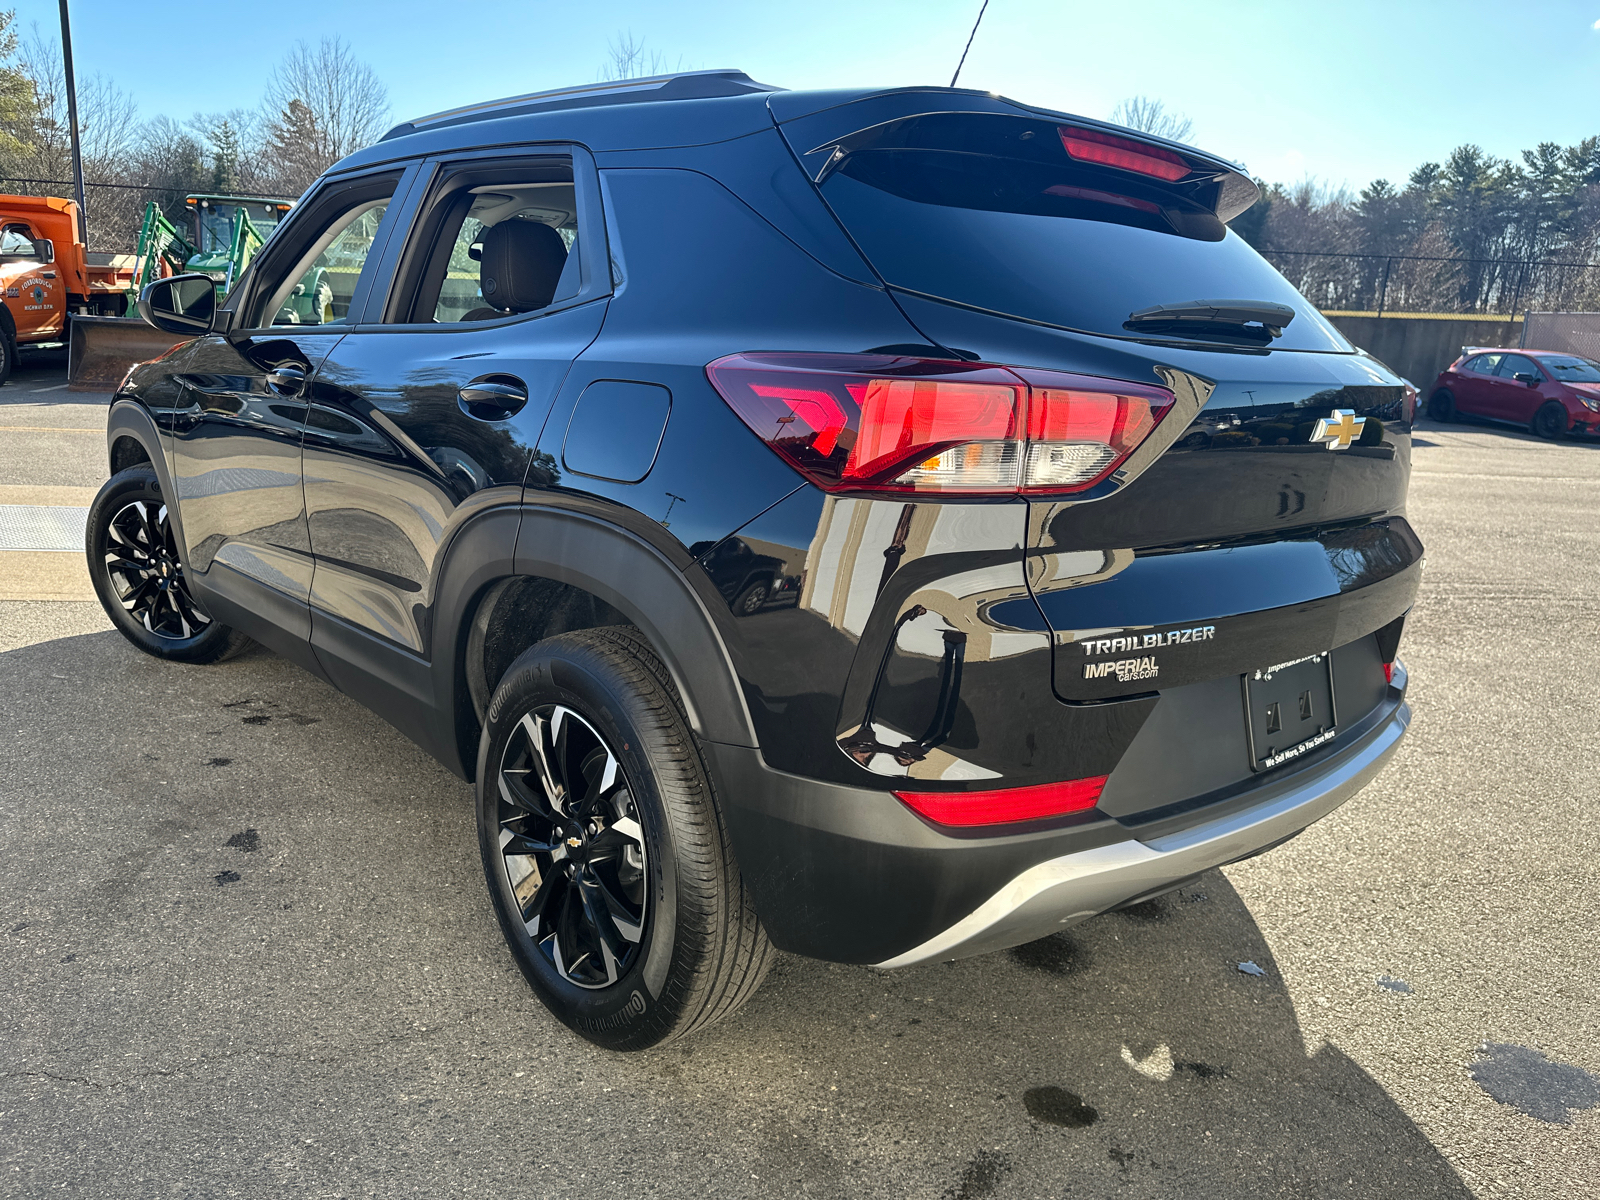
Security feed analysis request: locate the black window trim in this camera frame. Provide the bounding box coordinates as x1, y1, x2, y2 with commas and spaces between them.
220, 163, 422, 336
354, 141, 612, 333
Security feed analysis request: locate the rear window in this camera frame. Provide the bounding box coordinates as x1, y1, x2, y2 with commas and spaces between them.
815, 117, 1349, 353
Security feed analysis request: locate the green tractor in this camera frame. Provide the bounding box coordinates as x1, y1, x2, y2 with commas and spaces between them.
124, 193, 309, 315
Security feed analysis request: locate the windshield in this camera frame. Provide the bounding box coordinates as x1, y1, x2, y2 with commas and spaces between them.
1540, 355, 1600, 383
818, 146, 1350, 353
196, 202, 286, 253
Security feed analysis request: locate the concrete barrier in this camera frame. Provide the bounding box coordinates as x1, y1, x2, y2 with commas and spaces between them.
1323, 313, 1523, 391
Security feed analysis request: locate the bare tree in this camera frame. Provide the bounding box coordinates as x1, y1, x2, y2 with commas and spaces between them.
261, 37, 389, 193
598, 31, 681, 82
3, 22, 140, 246
1110, 96, 1193, 144
16, 23, 137, 179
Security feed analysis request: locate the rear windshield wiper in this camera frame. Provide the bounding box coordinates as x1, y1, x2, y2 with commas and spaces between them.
1124, 299, 1296, 344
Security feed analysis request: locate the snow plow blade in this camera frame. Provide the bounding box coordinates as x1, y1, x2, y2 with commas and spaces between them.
67, 316, 190, 392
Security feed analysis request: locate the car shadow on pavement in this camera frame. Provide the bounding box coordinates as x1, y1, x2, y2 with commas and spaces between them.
0, 629, 1473, 1200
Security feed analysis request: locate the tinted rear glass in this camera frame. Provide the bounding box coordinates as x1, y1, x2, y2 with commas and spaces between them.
818, 133, 1349, 353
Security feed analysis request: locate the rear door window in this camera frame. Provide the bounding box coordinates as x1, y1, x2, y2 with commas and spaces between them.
379, 154, 600, 327
807, 112, 1349, 352
1496, 354, 1540, 379
1464, 353, 1504, 375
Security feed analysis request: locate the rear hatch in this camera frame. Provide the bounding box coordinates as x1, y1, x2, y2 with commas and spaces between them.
772, 90, 1420, 756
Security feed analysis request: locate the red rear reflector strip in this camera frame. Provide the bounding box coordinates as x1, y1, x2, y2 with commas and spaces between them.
1382, 661, 1395, 685
895, 776, 1108, 828
706, 353, 1175, 497
1058, 126, 1189, 182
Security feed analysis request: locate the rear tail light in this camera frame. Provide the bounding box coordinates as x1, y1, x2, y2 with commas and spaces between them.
1058, 126, 1190, 182
706, 353, 1175, 496
895, 776, 1108, 828
1382, 661, 1396, 685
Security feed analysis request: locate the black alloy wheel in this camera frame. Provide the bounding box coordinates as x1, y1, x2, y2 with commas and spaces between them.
1532, 400, 1568, 441
495, 703, 650, 989
105, 497, 210, 639
476, 627, 773, 1050
1426, 389, 1455, 423
86, 466, 252, 663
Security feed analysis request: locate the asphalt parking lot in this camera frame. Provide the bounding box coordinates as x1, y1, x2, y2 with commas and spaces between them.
2, 352, 1596, 1199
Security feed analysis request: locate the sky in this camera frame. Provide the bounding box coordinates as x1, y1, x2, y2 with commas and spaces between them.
22, 0, 1600, 191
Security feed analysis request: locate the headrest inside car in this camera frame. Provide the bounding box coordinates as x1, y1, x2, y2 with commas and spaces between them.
479, 220, 567, 313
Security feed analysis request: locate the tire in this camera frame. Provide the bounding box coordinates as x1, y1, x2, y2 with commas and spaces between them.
732, 578, 769, 617
475, 626, 773, 1050
86, 466, 253, 663
1426, 389, 1455, 423
1532, 401, 1568, 441
0, 329, 14, 387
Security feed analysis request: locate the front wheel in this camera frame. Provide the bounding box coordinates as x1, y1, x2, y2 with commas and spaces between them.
86, 466, 252, 663
476, 627, 772, 1050
1532, 401, 1568, 440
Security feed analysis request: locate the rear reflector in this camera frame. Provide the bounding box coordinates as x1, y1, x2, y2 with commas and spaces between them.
895, 776, 1108, 828
706, 353, 1175, 496
1058, 126, 1190, 182
1382, 661, 1395, 685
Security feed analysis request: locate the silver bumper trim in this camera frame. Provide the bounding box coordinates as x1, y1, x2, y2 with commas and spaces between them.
875, 700, 1411, 968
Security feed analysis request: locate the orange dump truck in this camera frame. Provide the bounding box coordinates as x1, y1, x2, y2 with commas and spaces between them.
0, 194, 139, 384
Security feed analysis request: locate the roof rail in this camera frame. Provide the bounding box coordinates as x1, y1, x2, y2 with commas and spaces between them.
380, 69, 783, 141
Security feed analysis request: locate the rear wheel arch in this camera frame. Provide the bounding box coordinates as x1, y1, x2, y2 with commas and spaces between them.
430, 504, 760, 782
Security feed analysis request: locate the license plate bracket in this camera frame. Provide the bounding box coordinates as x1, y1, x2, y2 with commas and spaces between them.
1243, 653, 1337, 773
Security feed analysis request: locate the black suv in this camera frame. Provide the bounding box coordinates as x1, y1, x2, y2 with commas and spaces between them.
90, 71, 1419, 1050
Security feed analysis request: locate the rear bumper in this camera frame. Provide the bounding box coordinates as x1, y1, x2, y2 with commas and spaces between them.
875, 698, 1409, 966
707, 685, 1410, 966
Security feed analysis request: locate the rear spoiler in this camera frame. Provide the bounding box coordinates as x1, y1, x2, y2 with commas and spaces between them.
774, 88, 1259, 223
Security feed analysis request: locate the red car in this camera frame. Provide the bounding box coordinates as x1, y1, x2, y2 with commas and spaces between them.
1427, 347, 1600, 439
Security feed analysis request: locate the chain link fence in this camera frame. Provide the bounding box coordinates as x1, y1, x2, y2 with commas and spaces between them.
1258, 248, 1600, 317
1522, 312, 1600, 360
0, 176, 211, 254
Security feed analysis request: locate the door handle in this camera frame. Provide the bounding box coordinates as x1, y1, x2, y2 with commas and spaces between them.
458, 376, 529, 422
266, 364, 307, 396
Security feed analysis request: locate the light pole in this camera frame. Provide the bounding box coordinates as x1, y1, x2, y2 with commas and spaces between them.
57, 0, 88, 244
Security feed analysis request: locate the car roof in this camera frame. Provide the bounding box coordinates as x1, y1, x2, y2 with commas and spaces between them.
329, 71, 1248, 181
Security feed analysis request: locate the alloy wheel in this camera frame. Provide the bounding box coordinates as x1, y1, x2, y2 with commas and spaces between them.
103, 500, 212, 639
495, 704, 649, 989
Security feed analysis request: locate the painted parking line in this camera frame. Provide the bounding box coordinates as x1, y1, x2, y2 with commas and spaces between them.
0, 486, 100, 506
0, 425, 101, 434
30, 383, 70, 393
0, 549, 95, 600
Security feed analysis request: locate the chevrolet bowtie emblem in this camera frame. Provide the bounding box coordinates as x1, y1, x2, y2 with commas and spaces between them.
1310, 409, 1366, 450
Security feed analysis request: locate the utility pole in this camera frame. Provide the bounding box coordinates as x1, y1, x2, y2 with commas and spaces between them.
58, 0, 88, 244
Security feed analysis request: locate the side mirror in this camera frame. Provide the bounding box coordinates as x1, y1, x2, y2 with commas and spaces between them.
1513, 372, 1540, 386
37, 238, 53, 263
138, 273, 216, 336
